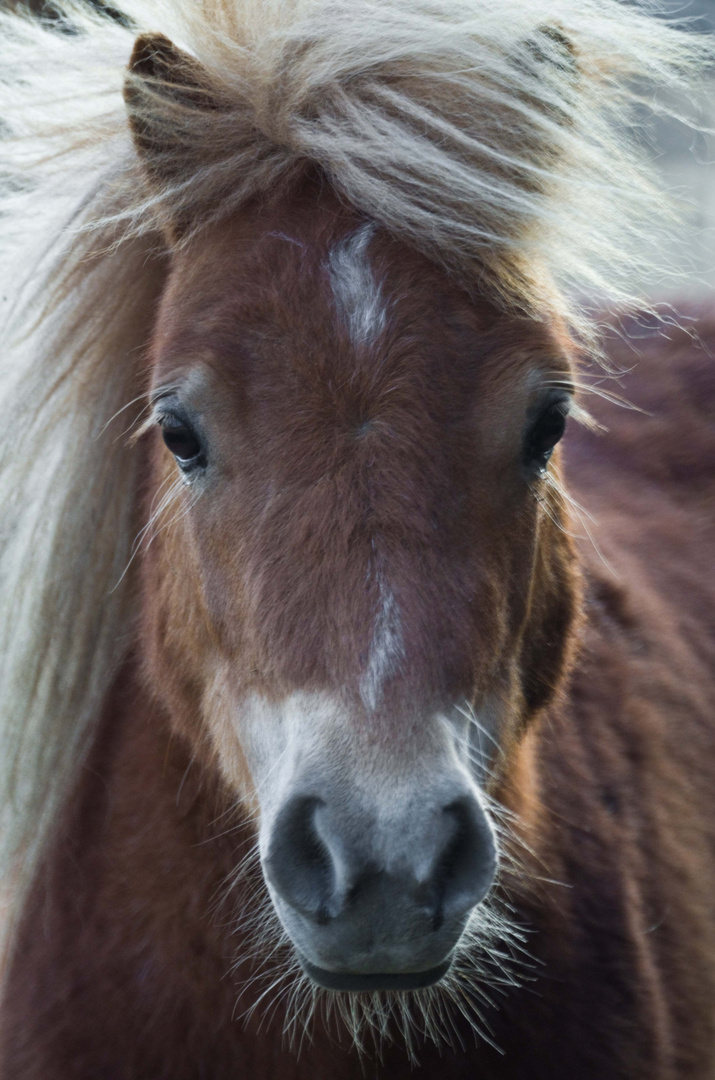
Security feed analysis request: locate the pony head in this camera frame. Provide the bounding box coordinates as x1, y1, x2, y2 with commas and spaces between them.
136, 176, 579, 989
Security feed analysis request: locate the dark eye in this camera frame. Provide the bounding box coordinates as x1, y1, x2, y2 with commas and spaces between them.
159, 413, 204, 470
524, 399, 569, 471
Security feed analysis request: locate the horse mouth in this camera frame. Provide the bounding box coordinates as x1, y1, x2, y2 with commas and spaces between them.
299, 958, 452, 992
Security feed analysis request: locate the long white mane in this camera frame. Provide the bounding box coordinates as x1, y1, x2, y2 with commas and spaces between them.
0, 0, 710, 954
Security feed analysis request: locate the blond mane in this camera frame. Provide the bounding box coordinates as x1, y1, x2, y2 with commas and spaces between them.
0, 0, 710, 958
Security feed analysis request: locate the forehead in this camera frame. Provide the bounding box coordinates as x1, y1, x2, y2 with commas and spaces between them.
151, 188, 572, 398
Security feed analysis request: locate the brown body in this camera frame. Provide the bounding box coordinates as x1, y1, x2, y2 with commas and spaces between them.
2, 308, 714, 1080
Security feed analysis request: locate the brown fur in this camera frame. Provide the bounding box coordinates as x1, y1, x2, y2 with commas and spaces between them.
1, 181, 714, 1078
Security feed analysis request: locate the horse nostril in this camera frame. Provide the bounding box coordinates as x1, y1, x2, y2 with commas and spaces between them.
433, 796, 497, 921
263, 796, 337, 922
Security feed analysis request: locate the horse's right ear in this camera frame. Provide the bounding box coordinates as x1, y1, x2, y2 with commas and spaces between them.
124, 34, 219, 235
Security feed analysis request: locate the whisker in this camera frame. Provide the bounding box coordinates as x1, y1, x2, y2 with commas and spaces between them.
544, 472, 617, 576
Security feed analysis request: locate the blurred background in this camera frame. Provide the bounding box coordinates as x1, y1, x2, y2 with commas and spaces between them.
639, 0, 715, 298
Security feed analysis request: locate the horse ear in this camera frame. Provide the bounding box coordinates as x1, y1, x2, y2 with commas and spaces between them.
527, 27, 576, 74
124, 33, 219, 236
521, 26, 578, 122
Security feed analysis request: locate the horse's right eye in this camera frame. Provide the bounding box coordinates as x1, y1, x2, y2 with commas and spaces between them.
160, 414, 204, 469
524, 397, 569, 473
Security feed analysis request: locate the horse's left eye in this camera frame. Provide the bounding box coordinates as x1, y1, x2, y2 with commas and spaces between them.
160, 414, 204, 469
525, 399, 568, 470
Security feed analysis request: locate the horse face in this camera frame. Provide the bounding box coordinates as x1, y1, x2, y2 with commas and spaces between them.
141, 187, 578, 989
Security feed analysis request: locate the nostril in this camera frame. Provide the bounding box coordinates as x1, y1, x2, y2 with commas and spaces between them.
433, 796, 497, 921
263, 796, 336, 922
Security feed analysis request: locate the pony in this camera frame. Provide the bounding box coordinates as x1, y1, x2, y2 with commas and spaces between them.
0, 0, 713, 1075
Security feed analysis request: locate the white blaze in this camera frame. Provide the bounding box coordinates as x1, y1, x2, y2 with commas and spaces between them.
360, 577, 404, 712
327, 223, 387, 348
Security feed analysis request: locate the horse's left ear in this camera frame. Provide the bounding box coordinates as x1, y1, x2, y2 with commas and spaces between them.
123, 33, 219, 237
